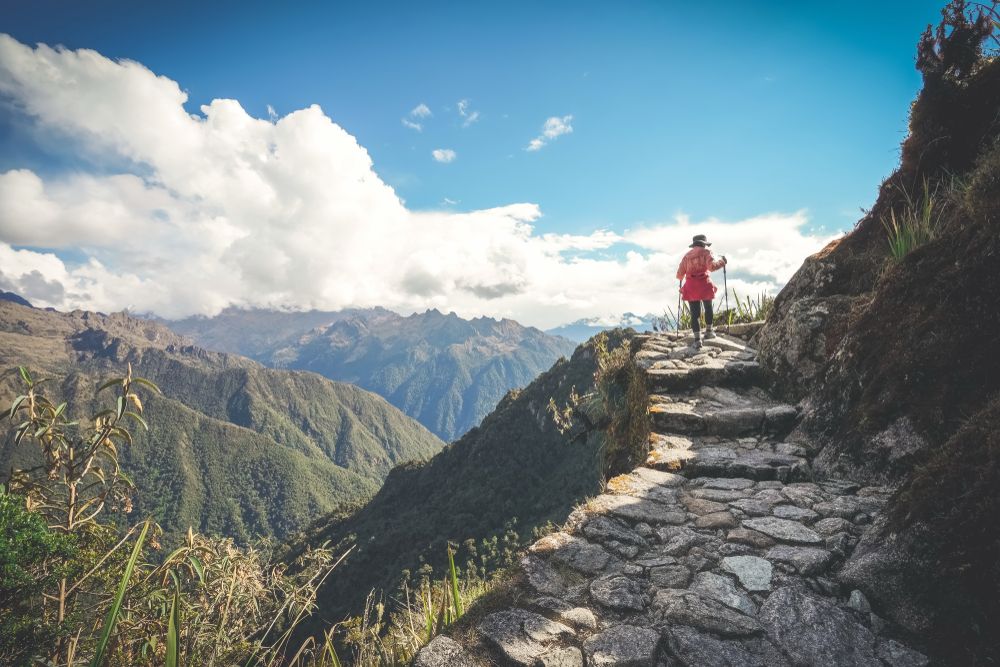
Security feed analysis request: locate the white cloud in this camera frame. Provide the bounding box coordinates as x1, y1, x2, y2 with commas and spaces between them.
0, 35, 834, 328
266, 104, 278, 121
527, 115, 573, 151
432, 148, 456, 163
402, 103, 432, 131
457, 99, 480, 127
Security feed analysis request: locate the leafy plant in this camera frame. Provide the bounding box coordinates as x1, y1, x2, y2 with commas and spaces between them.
718, 291, 775, 326
593, 332, 649, 477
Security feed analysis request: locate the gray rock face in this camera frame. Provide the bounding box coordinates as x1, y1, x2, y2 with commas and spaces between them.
536, 646, 584, 667
876, 639, 930, 667
665, 626, 786, 667
760, 586, 882, 666
590, 574, 649, 611
650, 563, 692, 588
720, 555, 773, 592
690, 571, 758, 615
530, 533, 613, 574
584, 515, 647, 546
590, 494, 687, 525
413, 635, 478, 667
478, 609, 575, 666
583, 625, 661, 667
766, 545, 834, 575
654, 589, 762, 637
742, 517, 823, 544
772, 504, 819, 522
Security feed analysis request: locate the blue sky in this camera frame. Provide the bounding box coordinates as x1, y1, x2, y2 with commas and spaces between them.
0, 1, 951, 326
2, 0, 945, 232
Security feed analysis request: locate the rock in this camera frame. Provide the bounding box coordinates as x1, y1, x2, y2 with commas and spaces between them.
700, 477, 755, 490
635, 522, 654, 537
754, 488, 786, 504
536, 646, 584, 667
690, 571, 758, 615
666, 626, 782, 666
780, 483, 825, 507
591, 494, 687, 525
522, 555, 570, 596
584, 515, 647, 546
742, 517, 823, 545
530, 533, 614, 574
720, 555, 773, 592
478, 609, 575, 666
590, 575, 649, 611
654, 589, 762, 637
681, 496, 728, 515
583, 625, 661, 667
656, 526, 706, 555
847, 589, 871, 613
772, 504, 819, 522
759, 586, 881, 666
560, 607, 598, 630
728, 498, 775, 516
726, 528, 776, 549
876, 639, 930, 667
695, 511, 738, 529
414, 635, 478, 667
766, 545, 834, 575
692, 488, 748, 502
650, 564, 691, 588
813, 496, 865, 520
813, 517, 853, 535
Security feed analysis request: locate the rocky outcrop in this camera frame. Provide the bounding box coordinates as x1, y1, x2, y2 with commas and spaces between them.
414, 333, 926, 666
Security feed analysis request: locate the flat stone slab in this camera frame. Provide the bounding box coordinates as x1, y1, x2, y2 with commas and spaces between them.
530, 532, 614, 574
478, 609, 575, 666
590, 574, 649, 610
742, 517, 823, 545
583, 625, 661, 667
589, 494, 687, 525
690, 571, 758, 615
760, 587, 882, 666
414, 635, 479, 667
766, 545, 834, 575
665, 626, 789, 667
654, 590, 762, 637
537, 646, 584, 667
721, 555, 773, 592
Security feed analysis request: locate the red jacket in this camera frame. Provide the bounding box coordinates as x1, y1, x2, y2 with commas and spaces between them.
676, 246, 726, 301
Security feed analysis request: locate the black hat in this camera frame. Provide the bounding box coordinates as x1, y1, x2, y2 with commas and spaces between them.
689, 234, 711, 247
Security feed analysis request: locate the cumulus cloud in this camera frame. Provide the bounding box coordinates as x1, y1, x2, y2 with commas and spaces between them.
431, 148, 456, 163
527, 115, 573, 151
457, 99, 480, 127
411, 103, 432, 118
0, 35, 834, 328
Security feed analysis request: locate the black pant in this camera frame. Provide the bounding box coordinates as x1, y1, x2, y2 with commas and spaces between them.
688, 300, 713, 334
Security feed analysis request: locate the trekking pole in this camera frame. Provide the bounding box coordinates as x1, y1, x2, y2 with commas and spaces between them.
722, 261, 730, 334
676, 280, 682, 334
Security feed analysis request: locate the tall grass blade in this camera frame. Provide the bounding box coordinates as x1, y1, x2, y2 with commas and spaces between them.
91, 518, 150, 667
447, 545, 463, 620
166, 581, 181, 667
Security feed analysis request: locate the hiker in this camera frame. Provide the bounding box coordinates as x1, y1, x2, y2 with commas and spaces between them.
676, 234, 727, 349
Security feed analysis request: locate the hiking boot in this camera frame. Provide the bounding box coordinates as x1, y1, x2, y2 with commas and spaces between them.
692, 332, 703, 350
704, 326, 716, 340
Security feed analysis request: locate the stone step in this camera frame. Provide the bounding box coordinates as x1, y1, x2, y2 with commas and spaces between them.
646, 433, 810, 482
638, 334, 764, 392
649, 387, 798, 437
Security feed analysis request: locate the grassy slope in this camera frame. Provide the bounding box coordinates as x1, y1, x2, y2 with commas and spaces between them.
289, 331, 628, 634
0, 302, 444, 542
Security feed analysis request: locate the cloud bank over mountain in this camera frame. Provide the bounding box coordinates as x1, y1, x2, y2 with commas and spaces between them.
0, 34, 835, 328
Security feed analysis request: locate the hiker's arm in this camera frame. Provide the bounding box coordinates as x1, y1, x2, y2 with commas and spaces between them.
675, 257, 687, 281
709, 253, 727, 271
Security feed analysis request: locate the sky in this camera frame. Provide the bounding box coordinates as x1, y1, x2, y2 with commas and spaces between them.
0, 0, 948, 328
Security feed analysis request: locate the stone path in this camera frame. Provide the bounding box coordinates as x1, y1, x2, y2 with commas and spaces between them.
415, 333, 929, 667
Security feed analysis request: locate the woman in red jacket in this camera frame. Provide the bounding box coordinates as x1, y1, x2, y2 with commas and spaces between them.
676, 234, 727, 349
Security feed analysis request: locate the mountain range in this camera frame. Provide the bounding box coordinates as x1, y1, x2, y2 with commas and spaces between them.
545, 312, 656, 342
0, 300, 444, 542
168, 307, 577, 441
